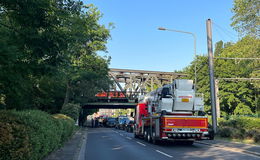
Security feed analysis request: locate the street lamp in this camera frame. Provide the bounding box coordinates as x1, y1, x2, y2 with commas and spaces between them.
158, 27, 197, 91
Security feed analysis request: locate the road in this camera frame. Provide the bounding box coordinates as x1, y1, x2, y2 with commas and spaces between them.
84, 128, 260, 160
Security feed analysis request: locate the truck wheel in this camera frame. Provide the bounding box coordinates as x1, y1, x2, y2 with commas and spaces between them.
152, 131, 159, 145
134, 133, 138, 138
144, 130, 148, 141
152, 138, 160, 145
147, 132, 152, 142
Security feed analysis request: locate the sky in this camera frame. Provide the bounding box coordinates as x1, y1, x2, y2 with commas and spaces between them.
85, 0, 239, 72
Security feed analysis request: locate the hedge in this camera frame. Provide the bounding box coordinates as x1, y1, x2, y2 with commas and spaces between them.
218, 116, 260, 143
60, 103, 80, 121
0, 110, 75, 160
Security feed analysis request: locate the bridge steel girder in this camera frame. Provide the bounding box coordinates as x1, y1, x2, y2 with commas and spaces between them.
109, 68, 187, 100
83, 103, 137, 109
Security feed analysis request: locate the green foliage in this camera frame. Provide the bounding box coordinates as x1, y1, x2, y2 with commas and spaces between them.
0, 110, 75, 160
184, 36, 259, 115
234, 103, 253, 115
0, 112, 30, 160
219, 116, 260, 130
231, 128, 246, 139
218, 116, 260, 142
61, 103, 80, 121
0, 0, 111, 111
253, 132, 260, 143
218, 127, 233, 137
231, 0, 260, 37
245, 129, 259, 138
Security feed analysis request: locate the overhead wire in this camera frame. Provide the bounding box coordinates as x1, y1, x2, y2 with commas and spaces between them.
212, 21, 238, 40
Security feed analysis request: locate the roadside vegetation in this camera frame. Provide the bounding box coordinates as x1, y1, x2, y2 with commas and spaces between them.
217, 116, 260, 144
0, 0, 111, 111
0, 0, 111, 159
0, 110, 75, 160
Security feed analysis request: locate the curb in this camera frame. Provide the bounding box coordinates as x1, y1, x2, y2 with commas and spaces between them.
196, 141, 260, 157
75, 128, 88, 160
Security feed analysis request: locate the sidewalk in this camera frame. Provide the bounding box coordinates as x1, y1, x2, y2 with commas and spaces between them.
198, 139, 260, 156
44, 127, 87, 160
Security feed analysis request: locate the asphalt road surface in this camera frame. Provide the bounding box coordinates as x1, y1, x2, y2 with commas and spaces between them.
85, 128, 260, 160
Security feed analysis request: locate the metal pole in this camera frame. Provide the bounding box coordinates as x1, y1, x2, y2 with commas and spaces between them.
206, 19, 217, 133
193, 34, 197, 92
158, 27, 197, 91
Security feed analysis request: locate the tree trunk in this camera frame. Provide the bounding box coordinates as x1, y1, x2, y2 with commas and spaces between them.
63, 82, 70, 107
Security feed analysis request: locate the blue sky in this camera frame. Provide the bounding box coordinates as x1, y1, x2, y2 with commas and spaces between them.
86, 0, 238, 72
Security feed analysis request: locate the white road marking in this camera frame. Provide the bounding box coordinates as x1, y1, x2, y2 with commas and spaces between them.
126, 137, 132, 140
136, 141, 146, 146
156, 150, 173, 158
120, 134, 123, 136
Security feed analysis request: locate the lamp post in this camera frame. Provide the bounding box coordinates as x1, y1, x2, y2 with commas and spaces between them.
158, 27, 197, 91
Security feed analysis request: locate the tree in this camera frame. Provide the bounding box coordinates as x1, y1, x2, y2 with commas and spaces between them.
0, 1, 111, 111
61, 5, 112, 106
184, 37, 259, 115
231, 0, 260, 37
214, 40, 224, 57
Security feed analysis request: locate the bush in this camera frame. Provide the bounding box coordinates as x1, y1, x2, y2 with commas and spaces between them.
61, 103, 80, 121
0, 110, 75, 160
219, 117, 260, 130
218, 127, 233, 137
0, 112, 30, 160
53, 114, 75, 142
245, 129, 259, 139
253, 132, 260, 143
218, 116, 260, 143
231, 128, 245, 139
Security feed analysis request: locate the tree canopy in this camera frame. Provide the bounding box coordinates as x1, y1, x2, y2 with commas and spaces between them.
184, 36, 259, 116
0, 0, 111, 112
182, 0, 260, 116
231, 0, 260, 37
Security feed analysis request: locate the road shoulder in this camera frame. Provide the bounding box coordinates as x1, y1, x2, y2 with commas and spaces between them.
196, 139, 260, 157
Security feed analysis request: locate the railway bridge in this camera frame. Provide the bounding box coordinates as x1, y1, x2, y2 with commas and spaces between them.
83, 68, 186, 109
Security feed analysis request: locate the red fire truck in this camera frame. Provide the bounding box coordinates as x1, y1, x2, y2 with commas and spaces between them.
134, 79, 212, 145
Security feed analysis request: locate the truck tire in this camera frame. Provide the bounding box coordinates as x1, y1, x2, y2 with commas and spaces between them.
152, 138, 160, 145
144, 130, 148, 141
152, 131, 160, 145
134, 132, 139, 138
147, 132, 152, 143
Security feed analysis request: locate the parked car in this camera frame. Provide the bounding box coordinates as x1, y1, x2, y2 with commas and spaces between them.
115, 116, 129, 130
106, 118, 117, 127
124, 120, 134, 132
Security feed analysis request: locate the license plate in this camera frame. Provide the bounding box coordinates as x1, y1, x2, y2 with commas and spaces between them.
176, 128, 199, 132
182, 98, 189, 102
